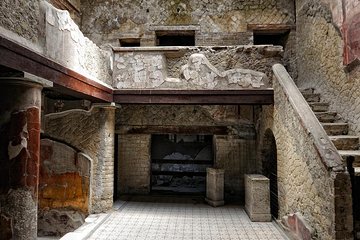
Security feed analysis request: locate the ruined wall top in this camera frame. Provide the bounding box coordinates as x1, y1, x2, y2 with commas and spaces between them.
113, 45, 283, 90
80, 0, 295, 47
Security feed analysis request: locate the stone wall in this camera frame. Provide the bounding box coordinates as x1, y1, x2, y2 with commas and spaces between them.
296, 1, 360, 136
38, 139, 91, 236
118, 134, 151, 195
116, 105, 257, 199
45, 105, 115, 213
113, 46, 283, 89
257, 65, 353, 239
0, 0, 113, 87
80, 0, 295, 47
0, 0, 41, 43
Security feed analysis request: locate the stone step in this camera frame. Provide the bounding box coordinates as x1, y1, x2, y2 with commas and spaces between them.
329, 136, 359, 150
338, 150, 360, 165
308, 102, 329, 112
303, 93, 321, 102
315, 112, 337, 123
300, 88, 314, 95
321, 123, 349, 135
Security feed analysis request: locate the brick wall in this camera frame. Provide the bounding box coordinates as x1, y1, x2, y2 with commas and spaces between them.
118, 134, 151, 194
215, 136, 257, 198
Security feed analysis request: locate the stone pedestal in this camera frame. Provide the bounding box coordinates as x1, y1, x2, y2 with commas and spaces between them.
205, 168, 224, 207
245, 174, 271, 222
0, 78, 42, 239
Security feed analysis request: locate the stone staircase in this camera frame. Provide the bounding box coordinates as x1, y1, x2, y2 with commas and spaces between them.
301, 88, 360, 173
301, 88, 360, 239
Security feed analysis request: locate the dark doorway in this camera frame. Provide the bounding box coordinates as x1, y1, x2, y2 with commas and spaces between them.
347, 157, 360, 239
151, 134, 213, 194
114, 134, 119, 200
253, 30, 290, 48
156, 30, 195, 46
262, 129, 278, 219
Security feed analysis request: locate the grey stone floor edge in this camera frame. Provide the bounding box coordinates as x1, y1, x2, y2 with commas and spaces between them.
50, 198, 289, 240
58, 200, 127, 240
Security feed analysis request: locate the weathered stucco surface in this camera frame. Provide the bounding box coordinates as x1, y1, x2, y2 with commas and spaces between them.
38, 139, 92, 236
45, 105, 115, 213
42, 1, 113, 86
0, 1, 113, 87
114, 46, 282, 89
80, 0, 294, 47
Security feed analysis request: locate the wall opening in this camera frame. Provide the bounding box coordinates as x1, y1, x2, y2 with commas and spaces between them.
151, 134, 213, 194
119, 38, 141, 47
253, 30, 290, 48
261, 129, 278, 219
156, 30, 195, 46
347, 157, 360, 237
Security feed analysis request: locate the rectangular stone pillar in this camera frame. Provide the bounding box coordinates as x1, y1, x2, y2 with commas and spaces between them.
205, 168, 224, 207
245, 174, 271, 222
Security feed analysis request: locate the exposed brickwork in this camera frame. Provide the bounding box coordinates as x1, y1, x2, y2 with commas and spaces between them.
215, 136, 257, 198
118, 134, 151, 194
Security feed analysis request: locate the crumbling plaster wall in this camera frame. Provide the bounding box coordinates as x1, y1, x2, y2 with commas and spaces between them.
38, 139, 91, 237
45, 105, 115, 214
116, 105, 257, 198
296, 1, 360, 136
114, 46, 283, 89
0, 0, 112, 86
80, 0, 294, 47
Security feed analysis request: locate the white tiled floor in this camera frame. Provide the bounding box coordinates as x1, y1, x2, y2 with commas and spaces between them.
88, 196, 288, 240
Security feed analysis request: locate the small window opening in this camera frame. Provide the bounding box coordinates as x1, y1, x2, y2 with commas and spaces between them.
119, 38, 141, 47
253, 30, 290, 48
156, 30, 195, 46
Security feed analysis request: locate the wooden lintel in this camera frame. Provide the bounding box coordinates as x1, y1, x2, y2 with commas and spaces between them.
247, 24, 296, 33
113, 89, 274, 105
117, 125, 229, 135
0, 36, 113, 102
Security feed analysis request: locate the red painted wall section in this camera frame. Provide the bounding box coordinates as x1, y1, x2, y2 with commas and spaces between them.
342, 0, 360, 65
319, 0, 360, 65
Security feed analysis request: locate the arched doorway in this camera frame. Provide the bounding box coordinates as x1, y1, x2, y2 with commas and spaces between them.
261, 129, 278, 219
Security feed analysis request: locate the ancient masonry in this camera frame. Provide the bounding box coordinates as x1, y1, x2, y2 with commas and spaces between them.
0, 0, 359, 239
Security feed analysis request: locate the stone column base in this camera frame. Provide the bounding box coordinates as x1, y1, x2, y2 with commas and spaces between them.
205, 198, 225, 207
245, 210, 271, 222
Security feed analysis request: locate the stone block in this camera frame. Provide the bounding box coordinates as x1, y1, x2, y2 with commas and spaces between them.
244, 174, 271, 222
205, 168, 224, 207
